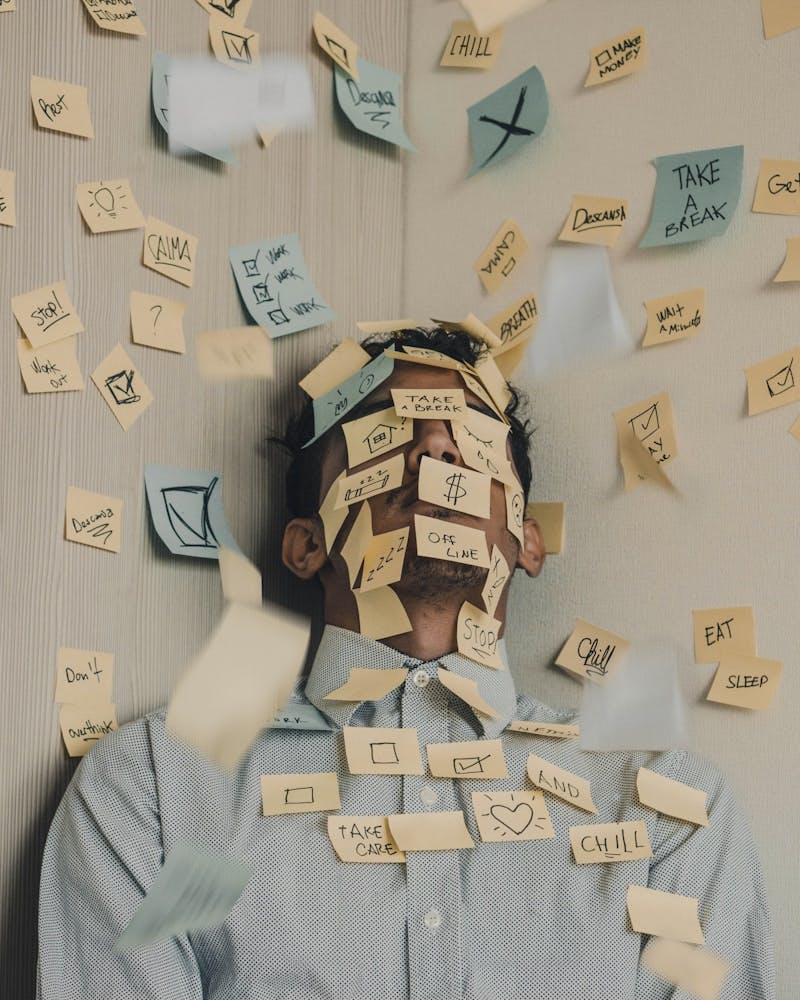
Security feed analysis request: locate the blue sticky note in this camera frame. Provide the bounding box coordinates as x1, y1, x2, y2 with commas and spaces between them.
145, 464, 241, 560
271, 702, 334, 731
151, 51, 236, 165
467, 65, 548, 176
229, 233, 335, 338
639, 145, 744, 247
334, 57, 415, 151
306, 351, 395, 446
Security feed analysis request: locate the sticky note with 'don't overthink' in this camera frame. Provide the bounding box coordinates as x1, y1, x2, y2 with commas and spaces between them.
59, 703, 118, 757
55, 647, 114, 704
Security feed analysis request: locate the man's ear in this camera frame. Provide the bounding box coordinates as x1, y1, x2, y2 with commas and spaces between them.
282, 518, 328, 579
516, 517, 545, 578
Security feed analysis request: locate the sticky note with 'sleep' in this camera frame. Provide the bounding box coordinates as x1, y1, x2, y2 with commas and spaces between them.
705, 652, 782, 710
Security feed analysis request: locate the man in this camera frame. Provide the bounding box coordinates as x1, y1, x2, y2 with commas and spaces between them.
38, 327, 775, 999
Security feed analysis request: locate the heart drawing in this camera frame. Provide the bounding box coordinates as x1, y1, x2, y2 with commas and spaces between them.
489, 802, 534, 835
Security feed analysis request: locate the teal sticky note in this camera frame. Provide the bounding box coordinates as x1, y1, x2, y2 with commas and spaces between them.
271, 702, 334, 731
307, 351, 395, 446
229, 233, 335, 338
639, 145, 744, 247
334, 57, 415, 151
467, 65, 548, 176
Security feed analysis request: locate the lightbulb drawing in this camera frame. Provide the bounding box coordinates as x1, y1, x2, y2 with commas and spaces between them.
87, 183, 127, 220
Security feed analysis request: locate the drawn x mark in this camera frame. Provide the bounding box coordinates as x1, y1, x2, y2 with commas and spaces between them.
478, 85, 533, 168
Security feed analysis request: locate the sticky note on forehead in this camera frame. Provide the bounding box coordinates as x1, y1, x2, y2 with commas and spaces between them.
342, 406, 413, 467
299, 338, 370, 399
308, 351, 394, 445
391, 387, 466, 418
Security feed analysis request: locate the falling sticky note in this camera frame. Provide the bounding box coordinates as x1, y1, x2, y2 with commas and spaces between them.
486, 293, 538, 355
774, 237, 800, 281
391, 387, 466, 419
556, 618, 630, 685
472, 790, 553, 842
762, 0, 800, 38
353, 586, 412, 640
114, 843, 251, 951
309, 351, 395, 445
335, 453, 405, 510
80, 0, 146, 36
130, 291, 186, 354
299, 338, 370, 399
642, 939, 730, 1000
570, 821, 652, 864
196, 327, 274, 379
31, 76, 94, 138
460, 0, 545, 33
507, 719, 579, 738
475, 219, 529, 294
584, 27, 646, 87
438, 668, 500, 719
526, 755, 597, 812
481, 546, 510, 618
642, 288, 704, 348
457, 601, 504, 669
312, 12, 359, 79
324, 667, 408, 702
17, 338, 84, 394
525, 502, 564, 554
209, 15, 259, 69
636, 768, 709, 826
414, 514, 490, 569
142, 216, 197, 287
360, 528, 409, 592
65, 487, 123, 553
558, 195, 628, 247
418, 456, 492, 519
328, 816, 406, 863
613, 391, 677, 490
692, 606, 756, 663
0, 169, 16, 226
626, 885, 704, 945
261, 772, 340, 815
752, 158, 800, 215
343, 725, 423, 775
746, 345, 800, 414
12, 280, 83, 348
440, 20, 502, 69
77, 179, 145, 233
334, 58, 414, 151
229, 233, 334, 338
706, 653, 782, 711
340, 501, 373, 586
55, 647, 114, 704
144, 464, 240, 559
387, 811, 474, 851
640, 145, 744, 248
427, 738, 508, 779
193, 0, 253, 20
343, 407, 413, 467
218, 545, 262, 607
91, 344, 153, 430
467, 65, 548, 176
59, 703, 117, 757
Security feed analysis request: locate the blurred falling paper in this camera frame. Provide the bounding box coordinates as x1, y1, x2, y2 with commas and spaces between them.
114, 843, 251, 952
218, 545, 262, 606
579, 638, 688, 751
166, 602, 310, 769
529, 245, 631, 378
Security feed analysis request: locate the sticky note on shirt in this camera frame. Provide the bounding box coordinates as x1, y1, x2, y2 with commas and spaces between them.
440, 20, 502, 69
343, 407, 413, 467
324, 667, 408, 702
752, 158, 800, 215
692, 606, 756, 663
65, 487, 122, 552
17, 337, 84, 393
418, 456, 491, 519
472, 790, 553, 842
55, 647, 114, 704
261, 772, 340, 815
335, 453, 405, 509
343, 726, 423, 775
299, 338, 370, 399
391, 387, 466, 419
481, 546, 510, 617
642, 939, 729, 1000
475, 220, 529, 294
626, 885, 704, 945
706, 652, 782, 711
636, 767, 709, 826
558, 195, 628, 247
613, 391, 677, 490
642, 288, 704, 348
130, 291, 186, 354
527, 755, 597, 812
334, 58, 414, 151
76, 179, 145, 233
142, 216, 197, 287
0, 169, 16, 226
313, 12, 359, 79
584, 27, 646, 87
59, 703, 117, 756
507, 719, 580, 739
525, 502, 564, 554
457, 601, 504, 669
91, 344, 153, 430
427, 738, 507, 779
360, 528, 408, 592
12, 280, 83, 348
437, 668, 500, 719
209, 16, 259, 69
746, 346, 800, 414
196, 327, 274, 379
556, 618, 630, 685
31, 76, 94, 138
387, 811, 474, 851
414, 514, 490, 569
570, 821, 652, 864
328, 816, 406, 863
467, 64, 548, 176
81, 0, 146, 35
353, 585, 412, 640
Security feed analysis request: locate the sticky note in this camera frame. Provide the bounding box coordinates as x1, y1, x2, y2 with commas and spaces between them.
261, 772, 340, 815
642, 288, 704, 348
790, 414, 800, 441
558, 195, 628, 248
774, 237, 800, 281
353, 586, 412, 640
467, 64, 548, 176
472, 790, 553, 842
457, 406, 510, 451
475, 220, 529, 294
324, 667, 408, 702
257, 125, 281, 147
440, 20, 502, 69
59, 703, 117, 757
166, 601, 309, 769
556, 618, 630, 685
55, 647, 113, 704
437, 668, 500, 719
507, 720, 579, 738
458, 602, 504, 669
299, 338, 370, 398
142, 216, 197, 287
418, 456, 491, 519
613, 391, 677, 490
505, 482, 525, 547
328, 816, 406, 863
196, 327, 273, 379
460, 370, 506, 423
218, 545, 262, 607
486, 293, 538, 355
570, 821, 652, 864
626, 885, 704, 945
31, 76, 94, 138
636, 768, 709, 826
334, 58, 414, 150
307, 353, 395, 446
642, 939, 729, 1000
17, 338, 84, 394
335, 453, 405, 509
752, 158, 800, 215
130, 291, 186, 353
527, 755, 597, 812
640, 145, 744, 248
746, 346, 800, 414
144, 464, 240, 559
343, 407, 413, 467
762, 0, 800, 39
343, 726, 423, 775
340, 501, 372, 586
209, 15, 259, 69
0, 169, 16, 226
414, 514, 490, 569
584, 27, 646, 87
454, 422, 516, 486
114, 843, 251, 952
430, 315, 502, 351
193, 0, 253, 20
474, 352, 512, 412
76, 179, 145, 233
91, 344, 153, 430
271, 704, 332, 731
312, 12, 358, 79
12, 281, 83, 348
80, 0, 146, 34
427, 738, 507, 779
391, 387, 466, 419
65, 487, 122, 553
460, 0, 545, 33
360, 528, 408, 592
357, 319, 417, 335
692, 606, 756, 663
0, 1, 15, 11
706, 652, 782, 710
525, 502, 564, 554
481, 546, 510, 617
387, 811, 474, 851
318, 471, 348, 553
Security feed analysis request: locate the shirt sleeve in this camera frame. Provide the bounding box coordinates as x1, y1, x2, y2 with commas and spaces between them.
634, 751, 776, 1000
37, 718, 204, 1000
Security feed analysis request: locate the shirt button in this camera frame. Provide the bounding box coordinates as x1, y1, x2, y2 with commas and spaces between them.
412, 670, 430, 688
423, 908, 442, 930
420, 785, 438, 807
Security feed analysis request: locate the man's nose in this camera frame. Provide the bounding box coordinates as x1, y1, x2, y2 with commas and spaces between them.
406, 420, 462, 473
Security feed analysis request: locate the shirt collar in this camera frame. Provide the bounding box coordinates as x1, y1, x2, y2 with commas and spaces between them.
304, 624, 518, 739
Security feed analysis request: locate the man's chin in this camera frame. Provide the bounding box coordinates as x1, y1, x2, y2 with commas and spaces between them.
391, 554, 486, 601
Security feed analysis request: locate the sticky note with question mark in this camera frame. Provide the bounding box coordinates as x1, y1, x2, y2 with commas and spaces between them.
130, 291, 186, 353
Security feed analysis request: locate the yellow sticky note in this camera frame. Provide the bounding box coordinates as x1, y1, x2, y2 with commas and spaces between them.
626, 885, 704, 945
142, 216, 197, 287
11, 280, 83, 348
328, 815, 405, 863
613, 392, 677, 490
196, 327, 273, 379
472, 790, 553, 842
418, 456, 491, 519
486, 293, 538, 355
692, 606, 756, 663
440, 19, 502, 69
319, 471, 348, 554
55, 647, 114, 704
312, 11, 359, 79
391, 387, 467, 419
746, 346, 800, 414
762, 0, 800, 39
335, 453, 405, 510
59, 703, 117, 757
353, 586, 412, 640
555, 618, 630, 685
636, 767, 709, 827
525, 502, 564, 554
473, 351, 512, 412
0, 0, 15, 11
76, 179, 144, 234
570, 821, 653, 864
387, 811, 474, 851
427, 738, 507, 779
360, 528, 408, 592
218, 545, 262, 607
340, 501, 372, 586
209, 15, 259, 69
526, 754, 597, 813
91, 344, 153, 430
774, 237, 800, 281
585, 27, 646, 87
752, 158, 800, 215
0, 169, 16, 226
80, 0, 146, 35
706, 653, 782, 711
437, 668, 500, 719
507, 719, 580, 739
65, 487, 122, 553
357, 319, 417, 335
456, 405, 511, 451
324, 667, 408, 702
453, 421, 517, 486
460, 369, 507, 422
193, 0, 252, 20
460, 0, 545, 33
414, 514, 490, 569
642, 288, 704, 348
481, 545, 510, 618
17, 338, 84, 394
299, 338, 370, 398
130, 292, 186, 354
504, 482, 525, 547
343, 726, 423, 775
342, 407, 413, 467
558, 195, 628, 247
257, 125, 282, 148
790, 413, 800, 441
31, 76, 94, 138
386, 345, 470, 371
260, 772, 340, 815
475, 220, 529, 294
642, 939, 729, 1000
457, 601, 504, 670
